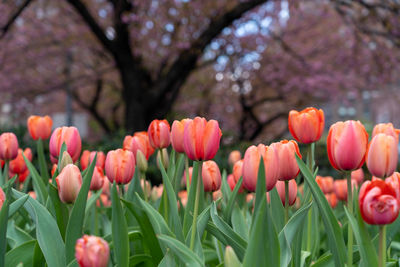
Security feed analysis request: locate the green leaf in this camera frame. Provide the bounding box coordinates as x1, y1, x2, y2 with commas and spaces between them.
270, 187, 285, 232
344, 206, 378, 266
126, 169, 141, 202
231, 204, 248, 240
157, 234, 203, 266
8, 194, 29, 218
221, 169, 231, 203
183, 161, 200, 236
296, 155, 346, 266
23, 153, 48, 204
13, 189, 66, 267
0, 186, 11, 267
85, 189, 102, 214
111, 182, 129, 267
57, 143, 68, 172
254, 158, 266, 217
172, 153, 185, 193
129, 254, 152, 267
37, 139, 50, 184
65, 154, 97, 263
48, 182, 69, 240
5, 240, 37, 267
7, 221, 33, 248
310, 254, 334, 267
225, 245, 242, 267
224, 177, 243, 223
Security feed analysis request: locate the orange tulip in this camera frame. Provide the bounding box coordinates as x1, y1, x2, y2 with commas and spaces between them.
228, 150, 242, 166
75, 235, 109, 267
275, 179, 298, 206
28, 191, 36, 200
147, 119, 171, 149
288, 107, 324, 144
87, 151, 106, 169
101, 177, 110, 197
334, 179, 357, 201
231, 160, 244, 192
49, 127, 82, 163
325, 193, 338, 208
9, 148, 29, 174
16, 169, 30, 183
359, 179, 399, 225
171, 119, 192, 153
372, 123, 400, 141
0, 132, 19, 160
27, 115, 53, 140
275, 140, 302, 181
56, 164, 82, 203
123, 131, 154, 160
351, 168, 364, 184
242, 144, 280, 192
80, 150, 90, 170
366, 133, 398, 178
315, 175, 334, 194
202, 160, 222, 192
105, 149, 135, 184
327, 120, 368, 171
178, 190, 188, 208
183, 117, 222, 161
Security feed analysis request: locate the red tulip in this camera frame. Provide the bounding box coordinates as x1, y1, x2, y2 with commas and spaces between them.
316, 175, 334, 194
366, 133, 398, 178
275, 179, 298, 206
325, 193, 338, 208
0, 187, 5, 210
183, 117, 222, 161
171, 119, 192, 153
202, 160, 222, 192
147, 119, 171, 149
27, 115, 53, 140
123, 131, 155, 160
105, 149, 135, 184
228, 150, 241, 166
17, 169, 30, 183
372, 123, 400, 141
49, 127, 82, 162
56, 164, 82, 203
80, 150, 90, 170
288, 107, 325, 144
242, 144, 280, 192
327, 120, 368, 171
227, 174, 236, 191
0, 133, 19, 160
275, 140, 302, 181
75, 235, 109, 267
359, 179, 400, 225
334, 179, 357, 201
9, 149, 28, 174
351, 168, 364, 184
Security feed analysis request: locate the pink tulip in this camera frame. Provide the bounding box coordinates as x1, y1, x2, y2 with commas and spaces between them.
49, 127, 82, 162
0, 133, 19, 160
202, 160, 222, 192
351, 168, 364, 184
275, 179, 298, 206
56, 164, 82, 203
90, 166, 105, 191
334, 179, 357, 201
366, 133, 398, 178
385, 172, 400, 202
275, 140, 302, 181
315, 175, 334, 194
171, 119, 192, 153
147, 119, 171, 149
105, 149, 135, 184
75, 235, 109, 267
228, 150, 241, 166
0, 187, 5, 210
372, 123, 400, 141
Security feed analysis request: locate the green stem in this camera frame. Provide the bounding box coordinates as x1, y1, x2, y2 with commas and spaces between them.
159, 149, 169, 223
378, 225, 386, 267
346, 173, 353, 267
185, 157, 190, 191
94, 204, 99, 236
118, 184, 125, 198
306, 144, 313, 252
3, 161, 9, 183
37, 139, 50, 184
190, 161, 202, 250
285, 180, 289, 224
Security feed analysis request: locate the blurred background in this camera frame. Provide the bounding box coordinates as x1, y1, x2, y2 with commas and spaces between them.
0, 0, 399, 175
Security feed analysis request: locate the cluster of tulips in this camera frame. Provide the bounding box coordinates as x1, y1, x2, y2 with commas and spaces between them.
1, 107, 400, 267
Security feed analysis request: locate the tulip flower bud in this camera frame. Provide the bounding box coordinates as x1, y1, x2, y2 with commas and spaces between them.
90, 166, 105, 191
212, 189, 222, 201
75, 235, 109, 267
136, 150, 148, 173
183, 117, 222, 161
171, 119, 192, 153
366, 133, 398, 178
0, 132, 19, 160
231, 160, 244, 193
288, 107, 325, 144
105, 149, 135, 184
96, 194, 111, 207
89, 151, 105, 169
334, 179, 357, 201
359, 180, 400, 225
80, 150, 90, 170
275, 180, 298, 206
156, 148, 169, 169
9, 149, 28, 174
228, 150, 241, 167
56, 164, 82, 203
225, 246, 241, 267
372, 123, 400, 141
275, 140, 302, 181
50, 127, 82, 162
242, 144, 280, 192
351, 168, 364, 185
327, 120, 368, 171
59, 151, 73, 172
325, 193, 338, 208
202, 160, 222, 192
315, 175, 334, 194
27, 115, 53, 140
147, 119, 171, 149
0, 187, 5, 210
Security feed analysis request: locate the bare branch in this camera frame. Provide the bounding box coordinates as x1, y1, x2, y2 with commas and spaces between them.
0, 0, 33, 39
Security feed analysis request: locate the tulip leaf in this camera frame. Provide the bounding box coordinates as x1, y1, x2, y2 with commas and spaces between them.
270, 187, 285, 232
5, 240, 37, 266
344, 206, 378, 266
126, 169, 141, 202
183, 161, 200, 236
224, 177, 243, 223
85, 188, 102, 215
221, 169, 231, 202
129, 254, 152, 266
310, 254, 334, 267
172, 153, 185, 193
157, 234, 203, 267
110, 182, 130, 267
37, 139, 50, 184
0, 186, 11, 267
57, 142, 68, 173
47, 182, 69, 239
23, 153, 48, 204
7, 221, 33, 248
296, 155, 346, 266
254, 158, 266, 219
8, 194, 29, 218
231, 204, 248, 240
12, 189, 66, 267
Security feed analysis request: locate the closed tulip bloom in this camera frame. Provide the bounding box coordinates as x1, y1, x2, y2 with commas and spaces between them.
0, 132, 19, 160
242, 144, 280, 192
56, 164, 82, 203
275, 140, 302, 181
80, 150, 90, 170
90, 166, 105, 191
202, 160, 222, 192
88, 151, 106, 169
27, 115, 53, 140
105, 149, 135, 184
316, 175, 334, 194
147, 119, 171, 149
372, 123, 400, 141
183, 117, 222, 161
227, 174, 236, 191
385, 172, 400, 202
366, 133, 398, 178
334, 179, 357, 201
123, 131, 154, 160
9, 149, 28, 174
327, 120, 368, 171
275, 179, 298, 206
75, 235, 109, 267
359, 180, 400, 225
351, 168, 364, 184
231, 160, 244, 192
101, 177, 110, 197
171, 119, 192, 153
288, 107, 325, 144
325, 193, 338, 208
136, 150, 148, 173
228, 150, 241, 166
50, 127, 82, 162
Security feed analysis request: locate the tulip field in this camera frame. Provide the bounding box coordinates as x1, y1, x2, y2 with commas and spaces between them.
2, 109, 400, 267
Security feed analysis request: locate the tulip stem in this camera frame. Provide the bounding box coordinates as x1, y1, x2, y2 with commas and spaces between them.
190, 161, 202, 251
346, 173, 353, 267
3, 161, 8, 183
185, 157, 190, 191
159, 149, 168, 222
285, 180, 289, 224
306, 143, 313, 252
118, 184, 125, 198
379, 225, 386, 267
37, 139, 50, 184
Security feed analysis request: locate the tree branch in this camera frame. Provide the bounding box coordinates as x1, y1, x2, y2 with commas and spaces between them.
0, 0, 33, 39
